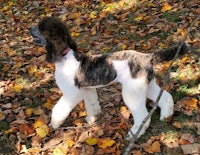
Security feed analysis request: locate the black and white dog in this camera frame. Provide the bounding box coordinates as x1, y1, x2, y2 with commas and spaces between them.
30, 17, 188, 138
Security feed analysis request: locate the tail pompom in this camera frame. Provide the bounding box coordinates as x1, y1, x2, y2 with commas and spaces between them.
152, 42, 189, 63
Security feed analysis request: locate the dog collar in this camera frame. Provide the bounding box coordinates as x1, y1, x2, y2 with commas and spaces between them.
62, 48, 71, 56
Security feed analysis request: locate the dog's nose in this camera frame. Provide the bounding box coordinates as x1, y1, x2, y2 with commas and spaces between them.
29, 26, 38, 32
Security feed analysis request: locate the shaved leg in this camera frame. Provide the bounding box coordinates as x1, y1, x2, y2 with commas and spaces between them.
81, 88, 101, 123
147, 79, 174, 120
121, 78, 150, 139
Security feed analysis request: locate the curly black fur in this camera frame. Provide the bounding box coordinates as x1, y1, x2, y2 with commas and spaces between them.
38, 17, 77, 62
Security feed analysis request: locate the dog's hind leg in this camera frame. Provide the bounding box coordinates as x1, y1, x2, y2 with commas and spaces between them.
121, 78, 151, 139
81, 88, 101, 124
147, 79, 174, 120
51, 94, 81, 129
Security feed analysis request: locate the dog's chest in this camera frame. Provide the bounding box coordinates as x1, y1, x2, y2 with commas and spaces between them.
55, 51, 80, 86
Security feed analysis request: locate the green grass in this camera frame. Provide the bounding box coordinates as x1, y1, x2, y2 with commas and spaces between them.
162, 10, 186, 22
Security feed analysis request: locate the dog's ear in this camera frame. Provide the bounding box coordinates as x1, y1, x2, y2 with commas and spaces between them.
45, 40, 56, 63
68, 37, 78, 52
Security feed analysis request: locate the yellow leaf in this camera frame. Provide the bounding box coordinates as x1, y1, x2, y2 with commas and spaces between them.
134, 14, 145, 22
4, 127, 15, 134
66, 139, 74, 147
43, 98, 53, 110
28, 65, 37, 76
79, 111, 87, 117
179, 73, 186, 80
7, 48, 15, 56
34, 120, 44, 129
8, 1, 14, 6
53, 148, 65, 155
35, 124, 49, 138
90, 11, 97, 19
121, 44, 127, 50
71, 32, 80, 37
98, 138, 115, 149
120, 106, 127, 112
25, 108, 34, 117
86, 138, 98, 146
177, 28, 187, 37
12, 84, 23, 92
161, 3, 172, 12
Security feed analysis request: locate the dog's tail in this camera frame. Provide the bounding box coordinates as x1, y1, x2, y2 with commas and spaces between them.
152, 43, 189, 63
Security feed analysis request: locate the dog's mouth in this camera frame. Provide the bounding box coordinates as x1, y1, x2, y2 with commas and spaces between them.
29, 26, 46, 46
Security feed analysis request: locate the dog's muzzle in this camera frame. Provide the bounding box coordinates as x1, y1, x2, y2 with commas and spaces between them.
29, 26, 46, 46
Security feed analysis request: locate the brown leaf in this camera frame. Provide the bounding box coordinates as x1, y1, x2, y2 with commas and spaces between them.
143, 141, 161, 153
19, 124, 34, 136
173, 121, 182, 129
181, 143, 200, 154
196, 122, 200, 135
178, 138, 190, 145
181, 133, 194, 143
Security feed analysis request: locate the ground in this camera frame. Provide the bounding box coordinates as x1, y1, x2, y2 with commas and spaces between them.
0, 0, 199, 154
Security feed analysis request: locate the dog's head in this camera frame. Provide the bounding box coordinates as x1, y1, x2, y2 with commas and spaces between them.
30, 17, 77, 63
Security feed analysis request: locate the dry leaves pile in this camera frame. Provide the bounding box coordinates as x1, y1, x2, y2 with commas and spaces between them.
0, 0, 199, 154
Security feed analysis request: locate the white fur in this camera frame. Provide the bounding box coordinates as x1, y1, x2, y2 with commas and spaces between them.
51, 49, 174, 139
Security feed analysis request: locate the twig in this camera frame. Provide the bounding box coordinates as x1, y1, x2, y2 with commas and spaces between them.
123, 15, 200, 155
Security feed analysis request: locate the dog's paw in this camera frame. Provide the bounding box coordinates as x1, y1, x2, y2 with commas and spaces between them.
85, 116, 96, 124
159, 92, 174, 120
50, 119, 63, 129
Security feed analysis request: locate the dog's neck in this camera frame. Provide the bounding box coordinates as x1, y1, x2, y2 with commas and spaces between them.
62, 47, 71, 56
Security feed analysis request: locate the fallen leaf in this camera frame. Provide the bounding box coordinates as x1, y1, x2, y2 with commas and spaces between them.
143, 141, 161, 153
181, 143, 200, 154
98, 138, 115, 149
196, 122, 200, 135
19, 124, 34, 136
173, 121, 182, 129
120, 106, 130, 119
0, 112, 5, 120
181, 133, 194, 143
161, 3, 172, 12
151, 141, 161, 153
85, 138, 98, 146
25, 108, 34, 117
71, 32, 80, 37
178, 138, 190, 145
53, 148, 65, 155
28, 65, 38, 76
12, 84, 23, 92
90, 11, 97, 19
43, 98, 54, 110
35, 124, 49, 138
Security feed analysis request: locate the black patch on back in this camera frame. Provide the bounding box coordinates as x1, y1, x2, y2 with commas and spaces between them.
128, 61, 141, 78
146, 64, 155, 83
75, 54, 117, 87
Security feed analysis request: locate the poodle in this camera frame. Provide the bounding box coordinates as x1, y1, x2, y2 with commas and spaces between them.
30, 17, 188, 139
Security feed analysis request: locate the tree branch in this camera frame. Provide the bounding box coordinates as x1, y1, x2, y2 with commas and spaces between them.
123, 15, 200, 155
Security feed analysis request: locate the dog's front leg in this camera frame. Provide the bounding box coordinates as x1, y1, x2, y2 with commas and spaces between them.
51, 96, 79, 129
81, 88, 101, 123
